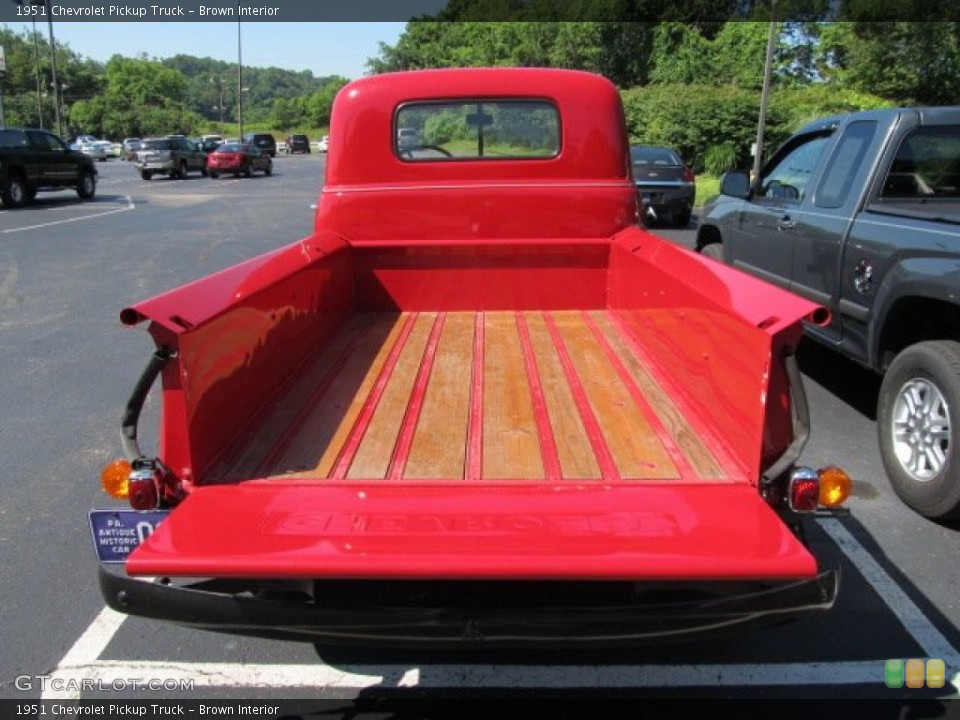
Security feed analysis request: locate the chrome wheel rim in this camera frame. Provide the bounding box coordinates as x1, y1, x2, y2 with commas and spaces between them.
10, 181, 25, 204
892, 378, 951, 481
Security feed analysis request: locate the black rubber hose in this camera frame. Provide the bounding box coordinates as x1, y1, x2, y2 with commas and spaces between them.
121, 349, 172, 461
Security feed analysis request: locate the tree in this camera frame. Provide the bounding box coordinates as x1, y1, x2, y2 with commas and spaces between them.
70, 56, 202, 138
306, 76, 349, 129
816, 22, 960, 106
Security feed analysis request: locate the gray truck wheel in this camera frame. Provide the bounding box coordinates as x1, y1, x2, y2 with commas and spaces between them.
878, 340, 960, 519
1, 174, 31, 208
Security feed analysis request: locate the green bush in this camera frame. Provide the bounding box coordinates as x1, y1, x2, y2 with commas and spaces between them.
620, 83, 892, 174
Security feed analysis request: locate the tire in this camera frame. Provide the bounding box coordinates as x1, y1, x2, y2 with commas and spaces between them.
878, 340, 960, 519
76, 171, 96, 200
263, 160, 272, 176
243, 163, 252, 178
675, 207, 692, 228
1, 174, 31, 208
209, 171, 219, 179
700, 242, 723, 261
178, 160, 188, 179
200, 164, 208, 177
140, 170, 152, 181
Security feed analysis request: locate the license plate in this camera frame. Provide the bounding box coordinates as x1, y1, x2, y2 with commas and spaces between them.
89, 509, 169, 564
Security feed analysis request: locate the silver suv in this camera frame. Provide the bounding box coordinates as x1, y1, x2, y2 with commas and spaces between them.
135, 136, 207, 180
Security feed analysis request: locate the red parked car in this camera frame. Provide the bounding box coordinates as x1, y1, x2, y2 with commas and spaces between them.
206, 143, 273, 178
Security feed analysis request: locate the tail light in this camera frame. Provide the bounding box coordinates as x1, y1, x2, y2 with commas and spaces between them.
683, 167, 696, 183
788, 466, 853, 512
100, 457, 161, 510
128, 459, 160, 511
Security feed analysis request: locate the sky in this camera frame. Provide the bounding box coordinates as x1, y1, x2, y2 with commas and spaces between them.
1, 21, 408, 79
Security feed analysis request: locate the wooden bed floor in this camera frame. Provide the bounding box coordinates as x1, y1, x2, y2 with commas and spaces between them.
212, 311, 730, 483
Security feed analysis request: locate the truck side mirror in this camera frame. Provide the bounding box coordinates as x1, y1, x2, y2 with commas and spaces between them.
720, 170, 751, 199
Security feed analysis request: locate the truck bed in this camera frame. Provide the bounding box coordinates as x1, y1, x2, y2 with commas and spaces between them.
209, 310, 732, 484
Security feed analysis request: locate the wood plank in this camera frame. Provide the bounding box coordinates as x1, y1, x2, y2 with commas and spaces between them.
268, 313, 407, 478
482, 313, 544, 480
592, 312, 726, 480
525, 313, 600, 479
404, 313, 474, 479
347, 313, 436, 479
552, 311, 679, 479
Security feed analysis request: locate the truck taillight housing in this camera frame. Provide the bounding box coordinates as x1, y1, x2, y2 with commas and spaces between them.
100, 458, 161, 510
789, 466, 852, 512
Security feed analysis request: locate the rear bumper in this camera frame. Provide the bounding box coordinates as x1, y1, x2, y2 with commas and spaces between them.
99, 566, 838, 647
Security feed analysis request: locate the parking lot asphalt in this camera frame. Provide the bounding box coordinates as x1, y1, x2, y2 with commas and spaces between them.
0, 158, 958, 703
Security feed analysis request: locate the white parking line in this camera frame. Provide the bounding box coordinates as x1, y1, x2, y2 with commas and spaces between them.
42, 518, 960, 698
3, 196, 135, 234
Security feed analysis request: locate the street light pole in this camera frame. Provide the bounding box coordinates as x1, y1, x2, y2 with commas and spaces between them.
752, 0, 778, 179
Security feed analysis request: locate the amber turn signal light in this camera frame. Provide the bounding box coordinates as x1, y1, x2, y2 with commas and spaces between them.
100, 459, 132, 499
818, 466, 852, 507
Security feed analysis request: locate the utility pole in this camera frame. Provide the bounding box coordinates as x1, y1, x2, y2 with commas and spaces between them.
237, 16, 243, 140
0, 45, 6, 129
752, 0, 778, 179
32, 18, 44, 128
45, 0, 63, 138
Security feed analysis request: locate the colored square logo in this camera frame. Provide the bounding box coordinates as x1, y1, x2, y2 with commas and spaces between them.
885, 659, 904, 688
926, 659, 946, 689
905, 659, 925, 688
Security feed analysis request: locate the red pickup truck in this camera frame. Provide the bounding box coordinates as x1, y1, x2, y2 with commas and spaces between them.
92, 68, 850, 654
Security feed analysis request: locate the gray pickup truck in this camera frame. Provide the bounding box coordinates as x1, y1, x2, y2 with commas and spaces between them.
697, 107, 960, 519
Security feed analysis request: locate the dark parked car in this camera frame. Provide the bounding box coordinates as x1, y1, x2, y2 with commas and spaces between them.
285, 134, 311, 154
242, 132, 277, 158
630, 145, 696, 228
0, 127, 97, 208
206, 143, 273, 178
135, 136, 208, 180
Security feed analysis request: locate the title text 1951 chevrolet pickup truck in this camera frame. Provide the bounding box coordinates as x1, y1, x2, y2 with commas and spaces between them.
91, 68, 851, 654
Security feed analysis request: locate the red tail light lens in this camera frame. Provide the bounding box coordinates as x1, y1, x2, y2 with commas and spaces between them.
128, 461, 160, 510
683, 168, 696, 183
788, 467, 820, 512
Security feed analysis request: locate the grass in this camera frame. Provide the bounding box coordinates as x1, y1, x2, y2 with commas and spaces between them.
695, 173, 721, 208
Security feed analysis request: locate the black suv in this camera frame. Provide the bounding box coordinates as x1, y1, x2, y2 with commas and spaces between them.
135, 136, 208, 180
243, 132, 277, 158
285, 134, 311, 154
0, 128, 97, 208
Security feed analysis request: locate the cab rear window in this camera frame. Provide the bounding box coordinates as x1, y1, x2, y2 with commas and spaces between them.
394, 100, 560, 161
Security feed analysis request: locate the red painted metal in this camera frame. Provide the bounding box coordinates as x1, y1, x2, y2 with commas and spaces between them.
127, 483, 819, 580
543, 312, 620, 483
515, 313, 562, 481
388, 313, 446, 481
353, 242, 609, 312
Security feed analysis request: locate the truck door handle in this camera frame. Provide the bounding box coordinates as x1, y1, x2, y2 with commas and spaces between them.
778, 216, 796, 231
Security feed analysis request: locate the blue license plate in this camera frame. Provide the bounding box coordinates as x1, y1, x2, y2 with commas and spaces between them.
88, 509, 169, 563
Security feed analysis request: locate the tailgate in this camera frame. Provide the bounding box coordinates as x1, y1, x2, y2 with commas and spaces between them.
127, 484, 817, 580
